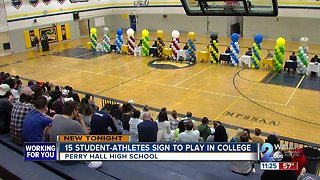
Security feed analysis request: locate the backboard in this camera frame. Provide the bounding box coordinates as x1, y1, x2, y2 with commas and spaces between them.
180, 0, 278, 16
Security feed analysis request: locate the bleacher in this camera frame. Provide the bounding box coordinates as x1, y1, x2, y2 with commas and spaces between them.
0, 133, 264, 180
1, 77, 319, 179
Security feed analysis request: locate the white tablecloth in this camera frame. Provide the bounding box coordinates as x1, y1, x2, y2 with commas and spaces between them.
177, 50, 188, 60
307, 62, 320, 76
240, 55, 251, 67
134, 46, 142, 56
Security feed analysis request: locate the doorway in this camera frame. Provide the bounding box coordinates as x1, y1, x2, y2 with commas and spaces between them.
79, 19, 89, 37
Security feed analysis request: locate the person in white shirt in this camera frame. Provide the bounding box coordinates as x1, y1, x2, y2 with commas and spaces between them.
129, 110, 143, 142
177, 121, 200, 142
157, 110, 171, 142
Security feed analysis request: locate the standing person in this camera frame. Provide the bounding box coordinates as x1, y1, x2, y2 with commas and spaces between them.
168, 110, 179, 130
22, 96, 53, 142
213, 120, 228, 142
34, 36, 40, 51
177, 121, 200, 142
137, 112, 158, 142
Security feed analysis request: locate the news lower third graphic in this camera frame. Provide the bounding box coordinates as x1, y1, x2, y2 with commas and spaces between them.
24, 135, 259, 161
260, 143, 299, 171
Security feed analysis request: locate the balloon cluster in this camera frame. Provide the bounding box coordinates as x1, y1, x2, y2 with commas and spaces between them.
187, 32, 196, 63
101, 27, 111, 53
127, 28, 135, 55
251, 34, 263, 69
116, 28, 123, 54
209, 33, 219, 64
89, 28, 97, 52
142, 29, 149, 56
156, 30, 165, 59
297, 37, 309, 74
230, 33, 239, 66
274, 37, 286, 72
171, 30, 180, 60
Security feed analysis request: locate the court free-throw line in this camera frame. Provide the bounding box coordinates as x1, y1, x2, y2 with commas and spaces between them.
174, 65, 213, 86
285, 75, 305, 106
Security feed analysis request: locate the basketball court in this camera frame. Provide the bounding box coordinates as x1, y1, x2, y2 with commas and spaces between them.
1, 29, 319, 145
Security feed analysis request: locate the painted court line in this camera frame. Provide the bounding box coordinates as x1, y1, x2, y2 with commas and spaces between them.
98, 58, 143, 74
44, 64, 287, 106
285, 75, 305, 106
174, 65, 213, 86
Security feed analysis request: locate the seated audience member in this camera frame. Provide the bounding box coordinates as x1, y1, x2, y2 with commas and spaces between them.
265, 50, 273, 59
129, 110, 143, 142
177, 121, 200, 142
168, 110, 179, 130
157, 110, 171, 142
50, 101, 88, 142
245, 48, 252, 56
289, 52, 297, 61
48, 90, 63, 114
22, 96, 52, 142
243, 128, 252, 141
90, 104, 118, 135
121, 102, 133, 131
292, 148, 307, 177
181, 111, 194, 123
10, 93, 34, 145
251, 128, 264, 146
137, 112, 158, 142
230, 128, 243, 142
50, 101, 102, 169
197, 117, 211, 141
261, 152, 297, 180
139, 105, 149, 120
0, 84, 13, 134
231, 132, 255, 175
225, 47, 231, 53
85, 93, 98, 111
79, 97, 93, 127
213, 120, 228, 142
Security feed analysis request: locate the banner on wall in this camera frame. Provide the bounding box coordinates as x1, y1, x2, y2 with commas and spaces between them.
29, 0, 39, 7
61, 25, 67, 40
42, 0, 51, 5
57, 0, 65, 4
39, 27, 58, 43
11, 0, 22, 9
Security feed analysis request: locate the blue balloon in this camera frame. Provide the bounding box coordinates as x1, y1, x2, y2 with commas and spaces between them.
254, 34, 263, 44
231, 33, 239, 42
117, 28, 123, 36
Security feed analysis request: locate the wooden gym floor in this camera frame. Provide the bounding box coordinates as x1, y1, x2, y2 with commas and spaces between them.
1, 32, 319, 145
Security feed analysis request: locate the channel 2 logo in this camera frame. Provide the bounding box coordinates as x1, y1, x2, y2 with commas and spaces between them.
261, 143, 283, 162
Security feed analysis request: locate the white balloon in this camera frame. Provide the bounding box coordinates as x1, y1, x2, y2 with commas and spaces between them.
127, 28, 134, 36
299, 37, 309, 47
299, 47, 303, 51
103, 27, 109, 34
172, 30, 180, 38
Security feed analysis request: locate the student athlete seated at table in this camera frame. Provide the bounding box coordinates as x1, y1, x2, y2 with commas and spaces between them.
310, 55, 320, 63
183, 43, 188, 50
152, 41, 157, 48
289, 52, 297, 61
265, 50, 273, 59
245, 48, 252, 56
137, 40, 142, 47
225, 47, 230, 54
